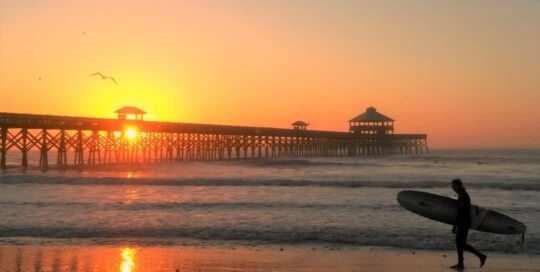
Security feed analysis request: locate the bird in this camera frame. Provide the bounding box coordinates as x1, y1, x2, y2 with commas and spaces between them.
90, 72, 117, 85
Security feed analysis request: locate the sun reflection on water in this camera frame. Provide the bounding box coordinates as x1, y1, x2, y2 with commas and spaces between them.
126, 171, 137, 179
124, 187, 139, 204
120, 247, 136, 272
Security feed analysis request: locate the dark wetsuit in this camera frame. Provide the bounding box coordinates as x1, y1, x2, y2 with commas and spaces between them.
455, 189, 483, 265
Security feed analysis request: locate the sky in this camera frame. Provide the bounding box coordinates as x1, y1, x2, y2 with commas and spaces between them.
0, 0, 539, 148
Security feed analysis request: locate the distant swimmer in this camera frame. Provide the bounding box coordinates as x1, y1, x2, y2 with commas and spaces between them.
451, 178, 487, 270
90, 72, 118, 85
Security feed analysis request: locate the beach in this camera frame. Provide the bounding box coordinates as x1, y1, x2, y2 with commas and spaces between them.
0, 244, 539, 272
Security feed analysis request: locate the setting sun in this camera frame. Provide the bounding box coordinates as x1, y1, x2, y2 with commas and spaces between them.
125, 127, 138, 140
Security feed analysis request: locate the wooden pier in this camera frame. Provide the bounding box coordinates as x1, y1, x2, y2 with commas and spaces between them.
0, 107, 428, 168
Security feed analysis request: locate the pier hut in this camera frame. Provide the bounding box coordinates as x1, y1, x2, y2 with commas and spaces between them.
349, 107, 394, 135
116, 106, 146, 120
291, 121, 309, 130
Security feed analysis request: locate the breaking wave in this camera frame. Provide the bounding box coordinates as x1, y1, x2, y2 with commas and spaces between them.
1, 175, 539, 191
0, 225, 533, 253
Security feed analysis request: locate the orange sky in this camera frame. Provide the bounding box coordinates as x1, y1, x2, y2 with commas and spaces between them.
1, 0, 539, 148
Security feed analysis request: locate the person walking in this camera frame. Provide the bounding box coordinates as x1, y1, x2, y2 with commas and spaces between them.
451, 178, 487, 270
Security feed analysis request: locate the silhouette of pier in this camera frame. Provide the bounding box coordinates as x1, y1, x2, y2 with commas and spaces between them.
0, 107, 428, 168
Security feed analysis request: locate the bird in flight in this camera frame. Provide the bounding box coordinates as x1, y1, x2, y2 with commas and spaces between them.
91, 72, 118, 85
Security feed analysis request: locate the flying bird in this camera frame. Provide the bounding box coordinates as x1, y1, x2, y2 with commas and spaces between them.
90, 72, 118, 85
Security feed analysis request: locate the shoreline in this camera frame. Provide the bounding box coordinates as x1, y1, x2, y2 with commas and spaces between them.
0, 244, 538, 272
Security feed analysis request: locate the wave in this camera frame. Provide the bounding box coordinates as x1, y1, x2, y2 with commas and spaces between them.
7, 151, 540, 170
0, 225, 534, 253
239, 159, 384, 168
0, 200, 398, 211
3, 200, 540, 215
1, 175, 539, 191
238, 152, 540, 167
388, 149, 540, 164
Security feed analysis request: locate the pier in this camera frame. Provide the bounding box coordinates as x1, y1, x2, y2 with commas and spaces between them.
0, 107, 428, 168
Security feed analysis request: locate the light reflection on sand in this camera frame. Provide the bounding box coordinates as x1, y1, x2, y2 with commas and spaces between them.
0, 245, 538, 272
120, 247, 136, 272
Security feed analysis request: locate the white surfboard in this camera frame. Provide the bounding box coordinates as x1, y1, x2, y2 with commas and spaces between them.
397, 190, 526, 235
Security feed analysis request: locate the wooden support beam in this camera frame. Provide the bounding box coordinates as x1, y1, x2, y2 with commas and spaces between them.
57, 130, 67, 167
39, 129, 49, 168
21, 128, 28, 167
74, 130, 84, 165
1, 127, 6, 169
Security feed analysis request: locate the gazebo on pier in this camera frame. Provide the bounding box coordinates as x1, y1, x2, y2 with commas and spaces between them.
115, 106, 146, 120
349, 107, 394, 135
291, 120, 309, 130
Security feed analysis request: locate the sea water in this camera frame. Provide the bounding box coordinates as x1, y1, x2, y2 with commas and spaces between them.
0, 149, 538, 253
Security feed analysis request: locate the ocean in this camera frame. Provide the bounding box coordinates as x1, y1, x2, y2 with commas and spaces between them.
0, 149, 538, 254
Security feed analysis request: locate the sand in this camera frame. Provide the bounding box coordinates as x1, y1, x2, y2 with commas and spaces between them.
0, 244, 538, 272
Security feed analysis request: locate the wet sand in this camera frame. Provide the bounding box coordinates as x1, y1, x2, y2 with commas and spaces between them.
0, 244, 538, 272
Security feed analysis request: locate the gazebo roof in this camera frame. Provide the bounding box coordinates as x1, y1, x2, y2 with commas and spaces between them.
115, 106, 147, 115
291, 120, 309, 126
349, 107, 394, 122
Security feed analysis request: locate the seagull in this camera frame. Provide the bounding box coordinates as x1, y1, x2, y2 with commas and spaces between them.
90, 72, 118, 85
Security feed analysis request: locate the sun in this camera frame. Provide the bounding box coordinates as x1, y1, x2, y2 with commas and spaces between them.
125, 127, 138, 140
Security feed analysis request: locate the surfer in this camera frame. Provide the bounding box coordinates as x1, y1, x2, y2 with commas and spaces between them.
451, 178, 487, 270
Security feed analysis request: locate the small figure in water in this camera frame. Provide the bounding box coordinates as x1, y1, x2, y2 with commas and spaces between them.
451, 178, 487, 270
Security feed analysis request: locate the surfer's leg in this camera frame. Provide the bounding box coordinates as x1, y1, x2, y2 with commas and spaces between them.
461, 227, 487, 267
463, 244, 482, 258
461, 228, 480, 256
455, 228, 466, 267
463, 235, 487, 268
464, 244, 487, 267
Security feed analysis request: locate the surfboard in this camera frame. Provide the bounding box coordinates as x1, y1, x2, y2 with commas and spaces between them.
397, 190, 526, 235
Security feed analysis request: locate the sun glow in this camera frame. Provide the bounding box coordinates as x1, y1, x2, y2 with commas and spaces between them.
120, 247, 136, 272
125, 127, 138, 140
